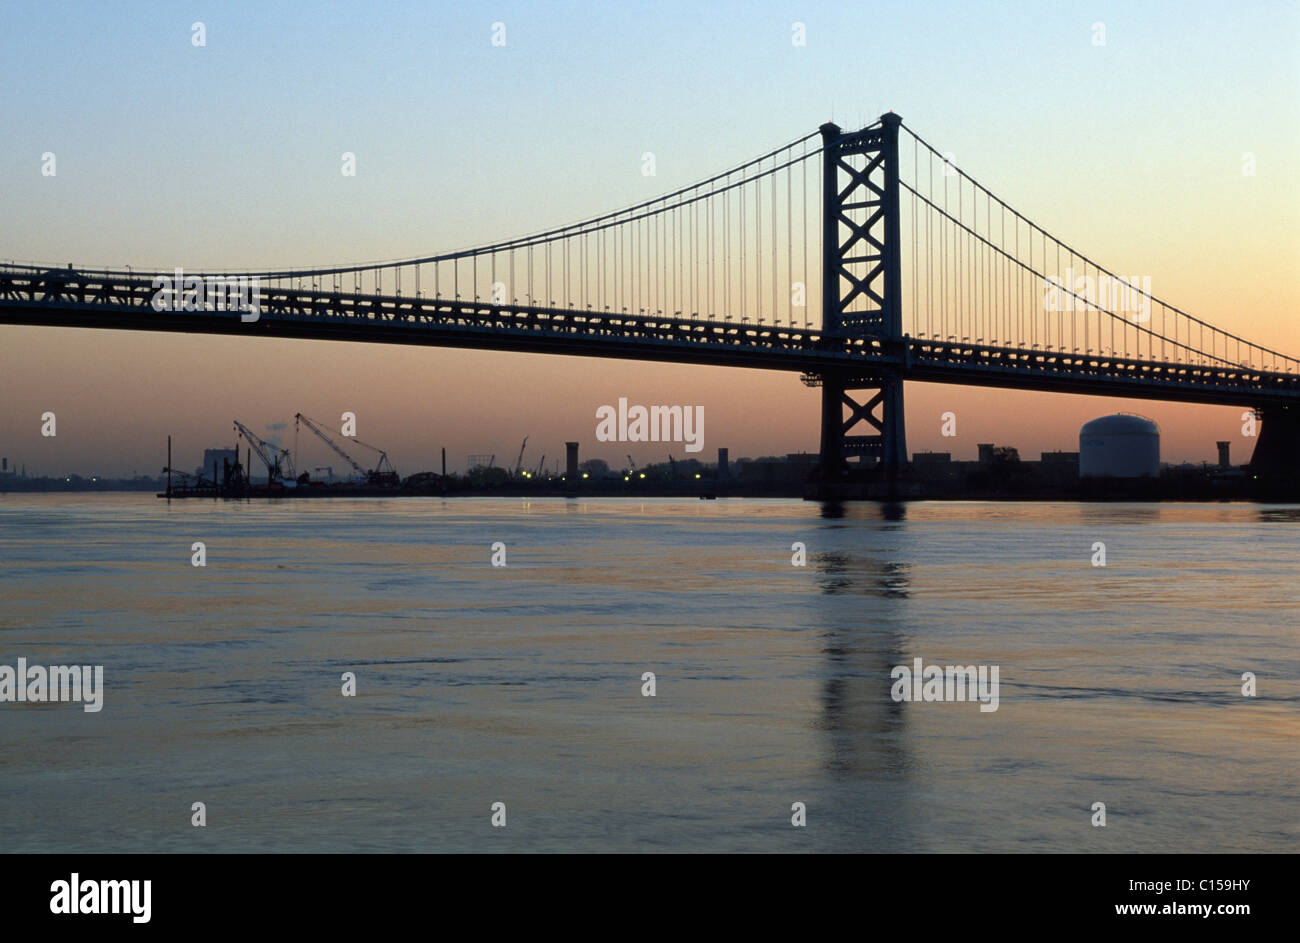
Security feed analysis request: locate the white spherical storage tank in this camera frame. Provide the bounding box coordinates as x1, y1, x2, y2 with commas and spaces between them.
1079, 414, 1160, 478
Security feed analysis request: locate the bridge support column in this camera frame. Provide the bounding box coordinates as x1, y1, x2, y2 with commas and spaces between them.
819, 371, 847, 483
819, 372, 907, 486
1248, 405, 1300, 496
875, 373, 908, 477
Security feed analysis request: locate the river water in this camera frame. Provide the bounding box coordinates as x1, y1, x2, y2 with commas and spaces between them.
0, 494, 1295, 852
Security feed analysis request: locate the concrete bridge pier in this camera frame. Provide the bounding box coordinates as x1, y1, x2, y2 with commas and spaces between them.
1248, 405, 1300, 495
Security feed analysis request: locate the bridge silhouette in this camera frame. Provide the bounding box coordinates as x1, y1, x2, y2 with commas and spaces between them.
3, 113, 1298, 490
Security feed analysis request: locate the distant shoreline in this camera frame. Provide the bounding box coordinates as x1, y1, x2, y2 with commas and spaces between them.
2, 481, 1293, 503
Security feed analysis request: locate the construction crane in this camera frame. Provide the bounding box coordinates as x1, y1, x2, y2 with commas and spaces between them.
626, 454, 637, 473
667, 454, 677, 479
513, 436, 529, 479
233, 420, 294, 484
294, 413, 399, 487
534, 454, 545, 478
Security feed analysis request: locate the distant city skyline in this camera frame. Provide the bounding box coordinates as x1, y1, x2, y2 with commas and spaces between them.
0, 403, 1253, 481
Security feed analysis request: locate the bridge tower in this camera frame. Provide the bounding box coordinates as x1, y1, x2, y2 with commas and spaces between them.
815, 112, 908, 489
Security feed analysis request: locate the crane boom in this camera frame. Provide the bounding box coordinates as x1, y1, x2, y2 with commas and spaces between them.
513, 436, 528, 479
295, 413, 399, 486
347, 438, 396, 480
233, 420, 293, 482
295, 414, 366, 478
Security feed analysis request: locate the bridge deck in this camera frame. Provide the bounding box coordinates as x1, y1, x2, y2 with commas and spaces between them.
2, 268, 1297, 408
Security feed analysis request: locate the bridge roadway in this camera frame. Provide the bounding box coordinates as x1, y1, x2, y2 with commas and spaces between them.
2, 265, 1297, 409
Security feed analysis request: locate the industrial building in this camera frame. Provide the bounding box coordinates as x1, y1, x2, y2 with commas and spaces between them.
1079, 414, 1160, 478
197, 448, 240, 480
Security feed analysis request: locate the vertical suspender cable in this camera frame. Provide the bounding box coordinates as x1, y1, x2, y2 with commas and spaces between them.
803, 141, 809, 329
785, 157, 791, 327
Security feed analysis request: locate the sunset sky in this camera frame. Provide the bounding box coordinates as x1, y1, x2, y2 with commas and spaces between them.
2, 1, 1297, 476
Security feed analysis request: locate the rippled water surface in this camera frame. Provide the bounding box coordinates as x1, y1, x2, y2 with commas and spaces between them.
0, 494, 1296, 852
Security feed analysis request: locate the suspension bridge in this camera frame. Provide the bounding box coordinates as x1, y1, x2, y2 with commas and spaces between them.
3, 113, 1298, 491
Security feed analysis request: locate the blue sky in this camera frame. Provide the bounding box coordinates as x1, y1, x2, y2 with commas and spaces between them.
4, 1, 1295, 267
